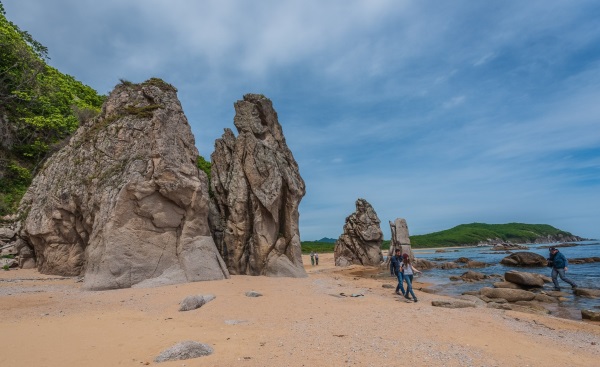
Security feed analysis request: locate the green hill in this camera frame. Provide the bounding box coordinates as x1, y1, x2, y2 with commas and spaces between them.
302, 223, 579, 252
409, 223, 578, 248
0, 2, 105, 216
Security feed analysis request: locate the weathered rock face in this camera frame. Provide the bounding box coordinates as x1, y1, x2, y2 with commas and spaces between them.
334, 198, 383, 267
210, 94, 306, 277
19, 79, 229, 289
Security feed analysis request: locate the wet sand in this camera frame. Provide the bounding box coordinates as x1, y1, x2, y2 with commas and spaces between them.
1, 253, 598, 366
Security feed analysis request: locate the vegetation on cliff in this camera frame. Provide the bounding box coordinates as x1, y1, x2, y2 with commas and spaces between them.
0, 2, 104, 215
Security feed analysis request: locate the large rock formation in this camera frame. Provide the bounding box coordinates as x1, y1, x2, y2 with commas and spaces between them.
334, 198, 383, 266
210, 94, 306, 277
500, 252, 547, 267
386, 218, 413, 266
19, 79, 229, 290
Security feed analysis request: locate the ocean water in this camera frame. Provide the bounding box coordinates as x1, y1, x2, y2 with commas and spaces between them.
412, 241, 600, 319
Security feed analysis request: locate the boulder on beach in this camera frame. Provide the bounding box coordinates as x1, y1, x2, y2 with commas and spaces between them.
500, 252, 547, 267
154, 341, 213, 363
504, 270, 545, 288
480, 287, 536, 302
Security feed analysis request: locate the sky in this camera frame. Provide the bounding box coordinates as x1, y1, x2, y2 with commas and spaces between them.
4, 0, 600, 240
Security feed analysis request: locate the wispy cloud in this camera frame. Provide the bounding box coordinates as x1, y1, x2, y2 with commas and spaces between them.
4, 0, 600, 239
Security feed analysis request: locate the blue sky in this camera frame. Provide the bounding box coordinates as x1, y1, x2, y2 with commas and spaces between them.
4, 0, 600, 240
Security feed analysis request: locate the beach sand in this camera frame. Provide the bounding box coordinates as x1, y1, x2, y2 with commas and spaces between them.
1, 253, 598, 366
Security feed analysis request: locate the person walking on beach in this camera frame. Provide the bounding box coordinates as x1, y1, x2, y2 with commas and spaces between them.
547, 247, 578, 291
310, 251, 315, 266
315, 253, 319, 266
390, 248, 406, 296
401, 253, 421, 302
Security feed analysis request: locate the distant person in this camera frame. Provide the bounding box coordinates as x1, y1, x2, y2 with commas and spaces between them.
401, 253, 422, 302
315, 253, 319, 265
389, 248, 406, 296
310, 251, 315, 266
547, 247, 578, 291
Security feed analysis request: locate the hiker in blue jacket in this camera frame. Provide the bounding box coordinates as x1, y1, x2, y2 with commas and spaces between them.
390, 248, 406, 296
547, 247, 578, 291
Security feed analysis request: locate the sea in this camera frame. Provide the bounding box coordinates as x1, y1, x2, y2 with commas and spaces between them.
411, 241, 600, 320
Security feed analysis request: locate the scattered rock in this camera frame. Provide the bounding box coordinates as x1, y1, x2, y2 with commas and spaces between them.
581, 309, 600, 321
334, 198, 383, 267
382, 284, 395, 289
154, 341, 213, 363
245, 291, 263, 297
0, 258, 17, 268
440, 262, 460, 270
431, 299, 478, 308
480, 287, 536, 302
210, 94, 306, 278
534, 294, 558, 303
414, 259, 435, 270
511, 302, 551, 315
487, 302, 512, 310
500, 252, 547, 267
504, 270, 545, 288
465, 261, 487, 268
179, 294, 216, 312
493, 281, 523, 289
420, 287, 438, 294
456, 295, 487, 306
455, 257, 470, 263
569, 257, 600, 264
573, 288, 600, 298
460, 270, 488, 282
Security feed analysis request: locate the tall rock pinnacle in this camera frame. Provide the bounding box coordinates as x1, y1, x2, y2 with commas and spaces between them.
211, 94, 307, 277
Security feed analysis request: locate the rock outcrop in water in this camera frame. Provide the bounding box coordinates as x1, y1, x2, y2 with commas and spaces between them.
19, 79, 229, 290
334, 198, 383, 267
210, 94, 306, 277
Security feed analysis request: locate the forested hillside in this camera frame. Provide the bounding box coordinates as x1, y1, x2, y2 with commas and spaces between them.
409, 223, 579, 248
0, 2, 105, 216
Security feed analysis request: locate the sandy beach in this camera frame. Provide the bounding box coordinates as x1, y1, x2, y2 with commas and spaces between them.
1, 253, 598, 367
